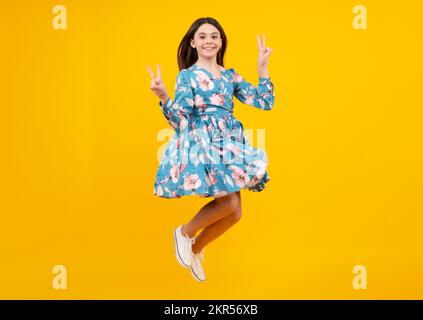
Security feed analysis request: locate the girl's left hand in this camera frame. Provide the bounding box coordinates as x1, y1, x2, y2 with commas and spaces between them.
256, 34, 272, 69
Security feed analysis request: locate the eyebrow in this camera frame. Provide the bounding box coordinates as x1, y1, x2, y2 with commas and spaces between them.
198, 32, 219, 35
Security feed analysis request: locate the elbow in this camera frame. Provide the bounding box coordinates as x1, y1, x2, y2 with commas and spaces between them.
259, 94, 274, 111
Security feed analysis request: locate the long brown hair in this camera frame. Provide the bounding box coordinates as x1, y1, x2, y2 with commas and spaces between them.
177, 17, 228, 71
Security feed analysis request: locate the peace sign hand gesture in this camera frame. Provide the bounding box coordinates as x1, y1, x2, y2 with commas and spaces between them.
146, 64, 170, 104
256, 34, 272, 75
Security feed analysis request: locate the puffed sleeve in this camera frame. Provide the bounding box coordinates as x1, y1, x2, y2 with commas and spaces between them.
232, 69, 275, 110
158, 69, 194, 131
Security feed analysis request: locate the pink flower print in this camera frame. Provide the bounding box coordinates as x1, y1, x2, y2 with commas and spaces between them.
183, 174, 202, 190
205, 172, 217, 187
234, 72, 243, 83
170, 165, 180, 183
156, 185, 164, 196
248, 176, 260, 186
228, 165, 250, 188
196, 72, 214, 91
245, 95, 254, 105
227, 143, 242, 156
180, 163, 186, 172
195, 95, 206, 108
210, 93, 225, 106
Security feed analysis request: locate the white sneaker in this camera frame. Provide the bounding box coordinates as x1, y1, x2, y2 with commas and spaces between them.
173, 225, 195, 268
190, 250, 206, 282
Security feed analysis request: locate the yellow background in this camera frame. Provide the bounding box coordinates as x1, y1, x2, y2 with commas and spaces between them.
1, 0, 422, 299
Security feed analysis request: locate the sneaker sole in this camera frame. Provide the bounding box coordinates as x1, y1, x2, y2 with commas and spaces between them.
173, 228, 190, 268
190, 267, 205, 282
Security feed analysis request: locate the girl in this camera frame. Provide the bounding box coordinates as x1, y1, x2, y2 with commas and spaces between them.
146, 17, 274, 282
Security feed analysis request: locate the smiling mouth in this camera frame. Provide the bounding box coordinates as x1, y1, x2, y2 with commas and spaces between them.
203, 47, 215, 51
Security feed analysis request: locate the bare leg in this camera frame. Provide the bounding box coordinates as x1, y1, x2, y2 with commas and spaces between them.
192, 192, 242, 254
181, 191, 240, 238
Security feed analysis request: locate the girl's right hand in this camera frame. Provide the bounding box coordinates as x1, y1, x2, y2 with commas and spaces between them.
146, 64, 169, 103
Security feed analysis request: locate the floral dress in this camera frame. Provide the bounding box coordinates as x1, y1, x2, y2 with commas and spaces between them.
154, 63, 275, 198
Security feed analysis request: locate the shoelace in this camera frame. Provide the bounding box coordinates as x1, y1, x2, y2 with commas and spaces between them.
191, 250, 205, 279
184, 234, 196, 255
193, 250, 205, 263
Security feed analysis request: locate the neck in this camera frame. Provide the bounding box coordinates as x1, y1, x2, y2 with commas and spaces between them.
195, 57, 219, 69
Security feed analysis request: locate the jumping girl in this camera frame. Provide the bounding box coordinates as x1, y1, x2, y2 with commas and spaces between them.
146, 17, 274, 282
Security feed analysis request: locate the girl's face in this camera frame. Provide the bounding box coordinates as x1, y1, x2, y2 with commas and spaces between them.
190, 23, 222, 60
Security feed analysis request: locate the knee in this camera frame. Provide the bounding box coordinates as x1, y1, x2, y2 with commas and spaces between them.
215, 192, 241, 216
228, 206, 242, 223
219, 194, 239, 213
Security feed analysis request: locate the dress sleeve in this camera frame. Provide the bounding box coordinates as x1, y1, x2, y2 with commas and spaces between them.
232, 69, 275, 110
158, 69, 194, 130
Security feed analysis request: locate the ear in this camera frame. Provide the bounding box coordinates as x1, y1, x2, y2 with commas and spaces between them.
190, 39, 195, 48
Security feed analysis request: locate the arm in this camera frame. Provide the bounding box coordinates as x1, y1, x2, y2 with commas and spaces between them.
158, 69, 194, 130
233, 69, 275, 110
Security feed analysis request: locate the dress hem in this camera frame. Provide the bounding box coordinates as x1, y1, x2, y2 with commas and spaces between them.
153, 176, 270, 199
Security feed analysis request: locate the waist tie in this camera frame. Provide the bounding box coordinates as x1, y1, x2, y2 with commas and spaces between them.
191, 106, 234, 120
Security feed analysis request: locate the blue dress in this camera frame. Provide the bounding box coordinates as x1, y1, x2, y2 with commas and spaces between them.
154, 63, 275, 198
